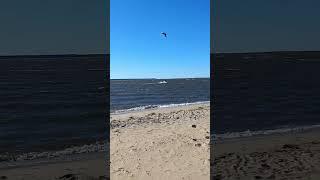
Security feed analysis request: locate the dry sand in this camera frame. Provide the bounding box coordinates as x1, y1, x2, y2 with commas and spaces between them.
110, 103, 210, 180
213, 128, 320, 180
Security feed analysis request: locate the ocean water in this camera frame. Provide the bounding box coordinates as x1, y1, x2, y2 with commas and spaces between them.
213, 51, 320, 137
111, 79, 210, 113
7, 51, 320, 155
0, 55, 108, 155
0, 56, 209, 158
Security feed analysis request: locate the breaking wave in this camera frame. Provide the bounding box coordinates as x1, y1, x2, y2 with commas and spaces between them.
111, 101, 210, 114
212, 124, 320, 141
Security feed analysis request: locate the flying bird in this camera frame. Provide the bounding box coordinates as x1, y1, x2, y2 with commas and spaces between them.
161, 32, 167, 38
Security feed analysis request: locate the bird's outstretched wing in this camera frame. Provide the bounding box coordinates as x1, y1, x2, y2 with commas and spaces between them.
161, 32, 167, 38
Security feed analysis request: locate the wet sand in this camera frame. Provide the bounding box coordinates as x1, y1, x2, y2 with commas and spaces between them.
0, 152, 108, 180
213, 128, 320, 180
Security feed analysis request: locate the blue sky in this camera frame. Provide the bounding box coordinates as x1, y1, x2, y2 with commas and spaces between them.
111, 0, 210, 79
213, 0, 320, 53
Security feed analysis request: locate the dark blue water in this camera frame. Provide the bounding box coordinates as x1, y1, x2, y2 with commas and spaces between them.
213, 51, 320, 134
111, 79, 210, 112
0, 55, 108, 154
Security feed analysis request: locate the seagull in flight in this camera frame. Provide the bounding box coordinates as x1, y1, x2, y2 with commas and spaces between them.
161, 32, 167, 38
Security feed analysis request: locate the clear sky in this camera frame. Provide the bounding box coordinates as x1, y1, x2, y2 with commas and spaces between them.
0, 0, 108, 55
111, 0, 210, 79
212, 0, 320, 53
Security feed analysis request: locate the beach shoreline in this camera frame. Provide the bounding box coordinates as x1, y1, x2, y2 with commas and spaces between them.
0, 103, 210, 180
0, 152, 108, 180
2, 102, 320, 179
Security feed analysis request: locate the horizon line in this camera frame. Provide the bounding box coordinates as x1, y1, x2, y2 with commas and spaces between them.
2, 50, 320, 56
212, 50, 320, 54
110, 77, 210, 80
0, 53, 109, 57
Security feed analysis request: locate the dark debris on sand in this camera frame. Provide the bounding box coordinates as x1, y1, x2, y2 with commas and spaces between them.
57, 174, 109, 180
111, 107, 208, 129
58, 174, 77, 180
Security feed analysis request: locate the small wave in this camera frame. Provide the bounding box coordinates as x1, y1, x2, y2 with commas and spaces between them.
144, 81, 168, 85
9, 69, 46, 72
112, 101, 210, 114
158, 101, 209, 108
39, 90, 50, 93
0, 142, 106, 162
212, 124, 320, 141
113, 105, 158, 114
243, 56, 253, 59
225, 68, 240, 71
286, 58, 320, 62
87, 69, 104, 71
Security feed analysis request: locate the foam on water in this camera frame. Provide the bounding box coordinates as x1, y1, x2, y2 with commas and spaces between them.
111, 101, 210, 114
144, 80, 168, 85
0, 142, 106, 162
212, 124, 320, 141
2, 124, 320, 162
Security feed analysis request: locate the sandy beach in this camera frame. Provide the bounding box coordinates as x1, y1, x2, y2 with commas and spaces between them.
213, 128, 320, 180
110, 103, 210, 180
3, 102, 320, 180
0, 103, 210, 180
0, 151, 108, 180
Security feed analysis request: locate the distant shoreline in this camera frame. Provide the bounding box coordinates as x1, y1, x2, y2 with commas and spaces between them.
110, 77, 210, 80
0, 54, 108, 58
2, 50, 320, 57
212, 50, 320, 55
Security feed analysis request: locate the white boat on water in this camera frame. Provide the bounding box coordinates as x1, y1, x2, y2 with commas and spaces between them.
158, 80, 168, 84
